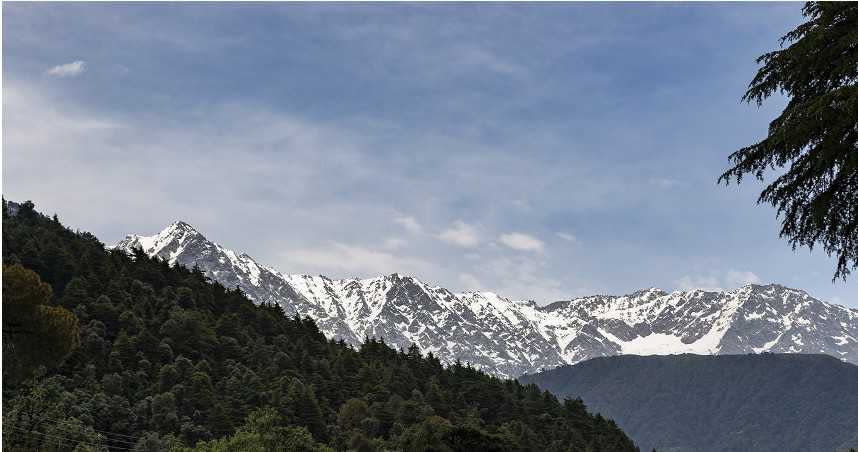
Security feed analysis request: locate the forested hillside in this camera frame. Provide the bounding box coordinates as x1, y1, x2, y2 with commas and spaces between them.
520, 353, 858, 452
1, 200, 637, 452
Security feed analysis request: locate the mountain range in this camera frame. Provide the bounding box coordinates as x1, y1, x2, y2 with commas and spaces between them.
2, 200, 639, 451
114, 220, 858, 377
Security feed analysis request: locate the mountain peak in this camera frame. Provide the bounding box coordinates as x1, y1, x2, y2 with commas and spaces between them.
384, 272, 430, 286
113, 220, 207, 263
116, 220, 858, 377
164, 220, 201, 235
738, 282, 815, 298
630, 287, 667, 297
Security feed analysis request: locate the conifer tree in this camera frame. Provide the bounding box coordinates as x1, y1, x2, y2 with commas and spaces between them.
1, 201, 639, 451
720, 2, 858, 279
3, 264, 80, 382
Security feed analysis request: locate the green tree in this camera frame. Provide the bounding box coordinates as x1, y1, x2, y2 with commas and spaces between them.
3, 264, 80, 382
720, 2, 858, 279
132, 432, 184, 452
176, 407, 332, 452
2, 202, 639, 452
395, 415, 453, 452
336, 398, 370, 432
59, 277, 90, 309
285, 380, 327, 442
151, 392, 180, 432
2, 376, 107, 452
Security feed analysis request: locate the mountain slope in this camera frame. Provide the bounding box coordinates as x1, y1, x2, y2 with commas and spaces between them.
3, 200, 638, 451
115, 221, 858, 377
518, 353, 858, 452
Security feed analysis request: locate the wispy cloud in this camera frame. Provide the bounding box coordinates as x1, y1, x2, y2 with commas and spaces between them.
556, 232, 577, 243
674, 270, 761, 292
394, 216, 422, 234
46, 60, 86, 77
499, 232, 544, 252
5, 3, 853, 306
281, 242, 431, 277
480, 255, 569, 303
674, 275, 723, 292
458, 272, 484, 292
458, 45, 529, 79
725, 270, 761, 288
439, 221, 480, 248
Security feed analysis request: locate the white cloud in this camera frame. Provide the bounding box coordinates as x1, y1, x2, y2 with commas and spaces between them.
499, 232, 544, 252
394, 215, 422, 234
725, 270, 761, 288
556, 232, 577, 243
481, 256, 568, 303
675, 270, 762, 292
438, 221, 480, 248
674, 275, 723, 292
281, 242, 430, 277
459, 46, 529, 79
458, 273, 483, 292
46, 60, 86, 77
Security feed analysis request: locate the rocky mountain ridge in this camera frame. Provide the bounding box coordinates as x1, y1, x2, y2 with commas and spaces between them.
114, 221, 858, 377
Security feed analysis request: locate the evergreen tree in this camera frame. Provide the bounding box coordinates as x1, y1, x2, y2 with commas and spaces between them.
1, 201, 639, 451
720, 2, 858, 279
285, 379, 327, 442
3, 264, 80, 382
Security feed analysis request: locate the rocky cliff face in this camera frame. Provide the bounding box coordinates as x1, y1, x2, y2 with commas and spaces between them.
115, 221, 858, 377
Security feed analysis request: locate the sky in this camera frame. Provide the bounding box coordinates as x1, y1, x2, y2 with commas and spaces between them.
3, 3, 855, 307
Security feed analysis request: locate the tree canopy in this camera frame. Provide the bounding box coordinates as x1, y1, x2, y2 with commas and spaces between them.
719, 2, 858, 279
3, 262, 80, 383
2, 200, 638, 452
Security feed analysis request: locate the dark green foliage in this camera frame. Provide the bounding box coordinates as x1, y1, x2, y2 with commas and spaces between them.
520, 354, 858, 452
2, 200, 638, 451
179, 407, 332, 452
3, 263, 80, 383
719, 2, 858, 279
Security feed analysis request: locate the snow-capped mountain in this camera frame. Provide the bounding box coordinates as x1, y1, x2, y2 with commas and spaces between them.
114, 221, 858, 378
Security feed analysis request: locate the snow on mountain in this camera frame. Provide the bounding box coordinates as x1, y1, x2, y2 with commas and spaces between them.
114, 221, 858, 377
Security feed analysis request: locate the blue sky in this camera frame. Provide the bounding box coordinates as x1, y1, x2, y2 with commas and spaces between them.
4, 3, 854, 306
